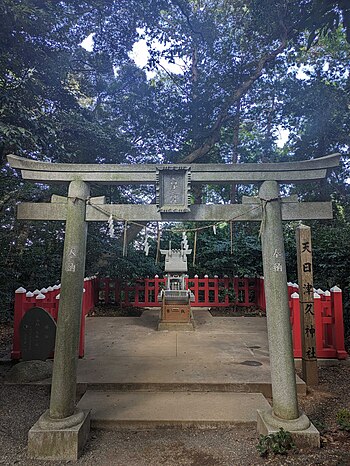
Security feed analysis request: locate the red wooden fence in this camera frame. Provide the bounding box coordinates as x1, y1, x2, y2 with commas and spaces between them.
12, 275, 347, 360
290, 286, 347, 360
12, 276, 98, 359
99, 275, 264, 308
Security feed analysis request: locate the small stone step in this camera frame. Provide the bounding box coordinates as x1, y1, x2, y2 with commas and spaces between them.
77, 390, 271, 429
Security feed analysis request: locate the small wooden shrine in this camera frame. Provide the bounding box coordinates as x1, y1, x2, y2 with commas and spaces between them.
158, 237, 195, 330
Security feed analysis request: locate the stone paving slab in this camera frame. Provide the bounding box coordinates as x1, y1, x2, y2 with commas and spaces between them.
84, 327, 177, 358
77, 391, 271, 428
176, 333, 269, 360
76, 310, 306, 396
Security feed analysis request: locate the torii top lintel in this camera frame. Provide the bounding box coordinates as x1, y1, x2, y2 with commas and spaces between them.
7, 153, 340, 185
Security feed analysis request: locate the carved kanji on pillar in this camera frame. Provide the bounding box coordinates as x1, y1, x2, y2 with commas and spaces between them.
296, 224, 318, 386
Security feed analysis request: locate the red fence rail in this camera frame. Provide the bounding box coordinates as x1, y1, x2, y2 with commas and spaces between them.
13, 276, 347, 360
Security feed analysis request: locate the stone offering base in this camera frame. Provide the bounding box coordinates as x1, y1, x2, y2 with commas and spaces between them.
157, 320, 195, 331
28, 409, 90, 460
257, 408, 320, 448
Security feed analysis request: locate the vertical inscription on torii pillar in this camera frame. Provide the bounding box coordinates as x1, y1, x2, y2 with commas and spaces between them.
296, 224, 318, 386
156, 166, 191, 212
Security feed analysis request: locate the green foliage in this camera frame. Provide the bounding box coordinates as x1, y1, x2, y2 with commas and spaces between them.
336, 409, 350, 431
306, 0, 350, 47
218, 287, 236, 302
257, 428, 295, 457
312, 419, 328, 434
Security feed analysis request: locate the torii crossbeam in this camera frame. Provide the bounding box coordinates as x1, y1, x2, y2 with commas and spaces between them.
8, 153, 339, 223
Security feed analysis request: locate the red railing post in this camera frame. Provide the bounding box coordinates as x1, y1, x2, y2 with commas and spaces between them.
233, 276, 238, 306
331, 286, 347, 360
90, 277, 95, 309
260, 276, 266, 311
193, 275, 199, 306
290, 292, 302, 358
223, 276, 228, 307
213, 275, 219, 306
287, 282, 294, 300
35, 291, 47, 304
52, 284, 60, 299
243, 275, 249, 306
256, 277, 260, 309
54, 292, 60, 320
204, 275, 209, 305
154, 275, 160, 305
83, 278, 89, 310
316, 288, 325, 300
12, 287, 27, 359
88, 277, 95, 312
323, 290, 334, 349
313, 292, 323, 357
93, 276, 99, 304
79, 288, 87, 358
135, 279, 141, 306
254, 277, 260, 308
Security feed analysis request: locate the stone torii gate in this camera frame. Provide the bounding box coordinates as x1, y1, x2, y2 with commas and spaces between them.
8, 153, 340, 459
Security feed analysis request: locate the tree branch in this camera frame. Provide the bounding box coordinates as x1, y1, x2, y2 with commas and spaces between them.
171, 0, 205, 41
122, 36, 288, 245
181, 37, 288, 164
157, 62, 188, 95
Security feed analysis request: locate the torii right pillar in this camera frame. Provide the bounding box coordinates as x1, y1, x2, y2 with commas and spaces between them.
257, 180, 320, 447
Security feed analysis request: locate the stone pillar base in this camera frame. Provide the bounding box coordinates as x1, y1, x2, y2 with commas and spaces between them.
28, 409, 90, 460
158, 321, 195, 331
257, 408, 320, 448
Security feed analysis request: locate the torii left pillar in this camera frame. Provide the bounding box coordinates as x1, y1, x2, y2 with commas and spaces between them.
28, 180, 91, 461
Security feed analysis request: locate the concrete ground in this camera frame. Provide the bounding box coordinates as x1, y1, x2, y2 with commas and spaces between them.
76, 309, 305, 428
77, 308, 305, 396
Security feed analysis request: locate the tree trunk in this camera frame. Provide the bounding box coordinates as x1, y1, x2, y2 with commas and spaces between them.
230, 100, 240, 203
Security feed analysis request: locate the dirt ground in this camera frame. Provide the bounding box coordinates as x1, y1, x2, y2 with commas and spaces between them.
1, 322, 350, 466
